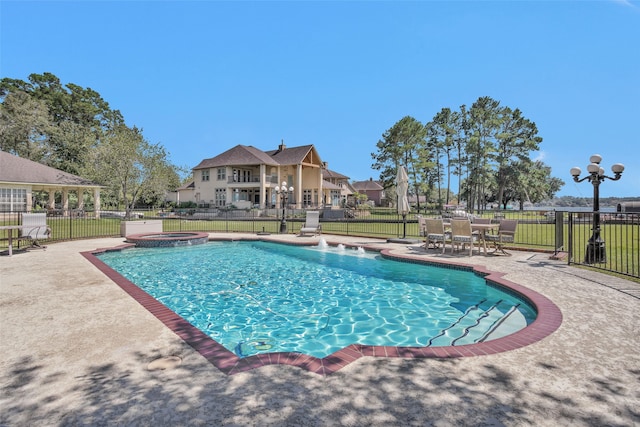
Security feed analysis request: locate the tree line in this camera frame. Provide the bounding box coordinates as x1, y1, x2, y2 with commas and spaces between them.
1, 73, 564, 214
0, 72, 183, 215
372, 96, 564, 211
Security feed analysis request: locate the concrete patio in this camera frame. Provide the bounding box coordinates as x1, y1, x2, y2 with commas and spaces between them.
1, 234, 638, 426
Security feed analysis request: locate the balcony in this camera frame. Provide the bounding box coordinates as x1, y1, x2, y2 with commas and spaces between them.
226, 176, 280, 185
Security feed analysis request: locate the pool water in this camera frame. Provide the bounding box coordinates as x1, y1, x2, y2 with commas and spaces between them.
97, 241, 536, 358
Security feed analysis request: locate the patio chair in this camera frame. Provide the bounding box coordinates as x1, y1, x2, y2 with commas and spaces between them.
18, 213, 51, 250
450, 219, 479, 256
472, 218, 492, 224
299, 211, 321, 236
417, 215, 427, 238
424, 218, 449, 253
485, 219, 518, 256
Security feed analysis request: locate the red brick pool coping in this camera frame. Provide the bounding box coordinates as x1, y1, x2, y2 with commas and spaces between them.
81, 237, 563, 376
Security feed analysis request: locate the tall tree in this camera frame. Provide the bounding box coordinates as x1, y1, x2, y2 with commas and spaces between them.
425, 107, 457, 207
466, 96, 502, 211
494, 107, 543, 207
0, 90, 51, 161
84, 125, 173, 217
1, 72, 124, 173
371, 116, 426, 207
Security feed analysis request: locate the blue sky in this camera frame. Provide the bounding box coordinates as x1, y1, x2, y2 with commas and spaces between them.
1, 0, 638, 198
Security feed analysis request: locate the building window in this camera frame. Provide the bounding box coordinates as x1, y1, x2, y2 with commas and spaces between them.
217, 168, 226, 180
331, 190, 341, 206
0, 188, 27, 212
215, 188, 226, 207
303, 189, 312, 207
201, 170, 210, 182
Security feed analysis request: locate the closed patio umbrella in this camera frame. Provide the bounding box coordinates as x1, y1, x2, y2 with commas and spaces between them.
396, 166, 410, 238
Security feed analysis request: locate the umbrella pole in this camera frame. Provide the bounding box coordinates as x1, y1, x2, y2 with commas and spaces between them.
402, 214, 407, 238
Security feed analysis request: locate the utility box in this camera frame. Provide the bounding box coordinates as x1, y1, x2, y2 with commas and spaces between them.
120, 220, 163, 237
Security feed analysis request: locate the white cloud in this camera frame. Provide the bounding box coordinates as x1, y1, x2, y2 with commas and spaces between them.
611, 0, 639, 9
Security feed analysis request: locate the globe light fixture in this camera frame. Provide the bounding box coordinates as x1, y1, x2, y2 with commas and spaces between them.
570, 154, 624, 264
274, 182, 294, 233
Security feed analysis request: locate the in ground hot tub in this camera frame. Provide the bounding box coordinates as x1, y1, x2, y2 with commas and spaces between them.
125, 232, 209, 248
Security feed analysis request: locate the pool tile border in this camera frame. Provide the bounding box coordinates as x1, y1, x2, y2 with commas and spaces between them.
81, 237, 563, 376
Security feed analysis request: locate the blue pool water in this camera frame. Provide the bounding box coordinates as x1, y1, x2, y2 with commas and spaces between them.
97, 241, 536, 358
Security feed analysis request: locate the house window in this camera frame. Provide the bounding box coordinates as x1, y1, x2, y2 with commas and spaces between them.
217, 168, 226, 180
0, 188, 27, 212
303, 189, 312, 207
331, 190, 341, 206
201, 170, 210, 182
215, 188, 226, 206
233, 169, 253, 183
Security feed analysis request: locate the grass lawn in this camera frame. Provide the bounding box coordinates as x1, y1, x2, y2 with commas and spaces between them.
2, 214, 637, 279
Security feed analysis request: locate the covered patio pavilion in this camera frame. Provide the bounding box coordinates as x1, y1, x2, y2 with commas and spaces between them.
0, 151, 102, 218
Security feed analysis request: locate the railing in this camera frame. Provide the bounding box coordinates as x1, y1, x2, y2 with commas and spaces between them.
1, 208, 638, 280
567, 211, 639, 279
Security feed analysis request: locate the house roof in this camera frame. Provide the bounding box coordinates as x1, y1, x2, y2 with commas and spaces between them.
176, 181, 195, 191
0, 150, 99, 187
322, 180, 342, 190
352, 179, 384, 191
193, 145, 279, 170
323, 168, 350, 180
264, 144, 318, 165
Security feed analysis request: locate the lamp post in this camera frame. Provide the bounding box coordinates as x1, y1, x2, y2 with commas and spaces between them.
570, 154, 624, 264
274, 181, 294, 233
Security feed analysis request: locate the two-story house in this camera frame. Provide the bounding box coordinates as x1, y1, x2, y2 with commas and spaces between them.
321, 163, 352, 207
189, 142, 326, 209
351, 178, 386, 207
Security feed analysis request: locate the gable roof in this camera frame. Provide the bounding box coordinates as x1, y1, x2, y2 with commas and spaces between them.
322, 180, 342, 190
0, 150, 99, 187
323, 168, 350, 180
193, 145, 279, 170
352, 179, 384, 191
264, 144, 320, 166
176, 180, 195, 191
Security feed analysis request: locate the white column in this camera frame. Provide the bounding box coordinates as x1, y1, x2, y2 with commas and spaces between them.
260, 164, 266, 208
77, 187, 85, 210
94, 188, 101, 219
62, 189, 69, 215
296, 165, 303, 209
48, 190, 56, 211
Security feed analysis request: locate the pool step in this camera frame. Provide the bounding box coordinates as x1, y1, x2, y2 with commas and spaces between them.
428, 300, 524, 347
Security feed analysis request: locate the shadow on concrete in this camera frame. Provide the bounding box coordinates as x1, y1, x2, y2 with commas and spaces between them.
2, 352, 638, 426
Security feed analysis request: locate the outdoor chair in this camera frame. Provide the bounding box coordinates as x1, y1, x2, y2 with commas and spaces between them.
299, 211, 321, 236
485, 219, 518, 256
18, 213, 51, 250
450, 219, 479, 256
472, 218, 492, 224
417, 215, 427, 238
424, 218, 449, 253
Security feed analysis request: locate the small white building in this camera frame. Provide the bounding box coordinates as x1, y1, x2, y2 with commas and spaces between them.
0, 150, 102, 217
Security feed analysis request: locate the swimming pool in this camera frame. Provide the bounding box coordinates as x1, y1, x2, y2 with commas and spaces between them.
96, 240, 538, 359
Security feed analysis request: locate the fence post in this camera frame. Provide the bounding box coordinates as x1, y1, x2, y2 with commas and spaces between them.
567, 213, 574, 265
554, 211, 564, 256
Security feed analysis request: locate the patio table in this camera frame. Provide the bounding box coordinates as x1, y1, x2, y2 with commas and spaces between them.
471, 223, 499, 255
0, 225, 26, 257
444, 221, 499, 255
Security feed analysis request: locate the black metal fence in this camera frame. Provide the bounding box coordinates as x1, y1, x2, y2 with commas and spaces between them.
567, 211, 639, 278
1, 208, 638, 279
